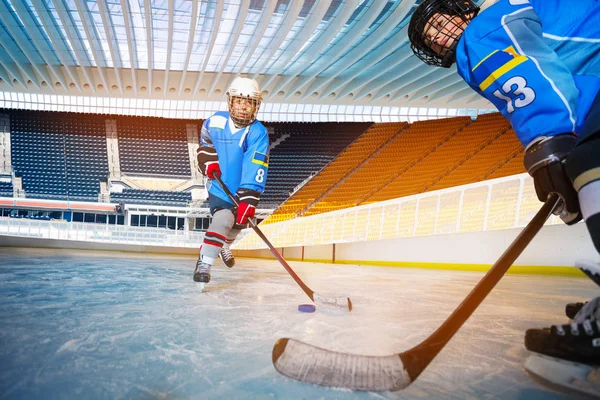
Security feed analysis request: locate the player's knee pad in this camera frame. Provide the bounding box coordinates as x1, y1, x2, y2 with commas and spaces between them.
208, 208, 235, 236
566, 136, 600, 253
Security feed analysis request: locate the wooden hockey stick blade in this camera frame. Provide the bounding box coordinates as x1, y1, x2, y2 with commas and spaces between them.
272, 194, 560, 391
213, 174, 352, 311
313, 293, 353, 311
272, 338, 410, 391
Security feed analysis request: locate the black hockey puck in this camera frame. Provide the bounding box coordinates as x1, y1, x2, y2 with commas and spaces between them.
298, 304, 316, 313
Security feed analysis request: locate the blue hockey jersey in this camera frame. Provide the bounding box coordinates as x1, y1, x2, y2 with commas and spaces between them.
455, 0, 600, 145
200, 111, 270, 204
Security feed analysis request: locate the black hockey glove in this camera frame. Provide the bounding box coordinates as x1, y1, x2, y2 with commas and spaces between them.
197, 146, 220, 178
523, 134, 582, 225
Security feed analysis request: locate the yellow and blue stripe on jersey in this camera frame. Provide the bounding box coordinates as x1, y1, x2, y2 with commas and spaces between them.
252, 151, 269, 167
472, 47, 528, 91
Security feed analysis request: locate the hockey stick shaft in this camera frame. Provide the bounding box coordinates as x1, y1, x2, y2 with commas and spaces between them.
213, 174, 349, 308
272, 194, 560, 391
400, 193, 561, 381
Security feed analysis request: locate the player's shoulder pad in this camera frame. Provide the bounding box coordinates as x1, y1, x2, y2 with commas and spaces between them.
207, 111, 228, 130
249, 120, 268, 136
456, 0, 536, 80
463, 0, 534, 43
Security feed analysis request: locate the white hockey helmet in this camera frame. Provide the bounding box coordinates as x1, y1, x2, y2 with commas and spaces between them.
227, 77, 262, 127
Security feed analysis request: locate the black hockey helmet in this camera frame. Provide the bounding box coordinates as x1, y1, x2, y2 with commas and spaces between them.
408, 0, 480, 68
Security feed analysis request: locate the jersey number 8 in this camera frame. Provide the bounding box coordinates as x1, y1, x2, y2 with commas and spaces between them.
492, 76, 536, 114
255, 169, 265, 183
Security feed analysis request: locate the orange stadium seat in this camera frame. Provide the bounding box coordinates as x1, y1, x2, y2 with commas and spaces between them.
273, 113, 527, 220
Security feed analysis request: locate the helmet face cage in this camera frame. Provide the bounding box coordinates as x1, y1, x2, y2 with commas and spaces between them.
408, 0, 480, 68
227, 78, 262, 128
227, 94, 261, 127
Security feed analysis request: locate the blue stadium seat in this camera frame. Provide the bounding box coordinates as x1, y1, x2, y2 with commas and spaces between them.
9, 110, 108, 201
0, 181, 12, 197
6, 109, 371, 209
260, 122, 370, 206
116, 116, 191, 178
111, 189, 192, 207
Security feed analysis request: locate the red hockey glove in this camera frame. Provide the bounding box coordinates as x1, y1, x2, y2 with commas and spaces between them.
197, 146, 220, 179
236, 201, 255, 225
235, 188, 260, 226
205, 162, 221, 179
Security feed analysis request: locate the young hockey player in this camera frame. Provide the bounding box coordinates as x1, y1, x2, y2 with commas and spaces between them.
194, 77, 270, 286
408, 0, 600, 375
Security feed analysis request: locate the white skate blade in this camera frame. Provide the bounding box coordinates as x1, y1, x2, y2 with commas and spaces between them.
525, 353, 600, 398
197, 282, 206, 293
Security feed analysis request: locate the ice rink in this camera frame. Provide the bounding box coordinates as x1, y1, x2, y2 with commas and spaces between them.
0, 247, 597, 399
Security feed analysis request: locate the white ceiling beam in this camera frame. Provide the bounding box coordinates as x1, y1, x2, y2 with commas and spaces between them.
97, 0, 124, 94
408, 74, 464, 101
271, 0, 360, 96
319, 30, 411, 100
72, 0, 110, 94
0, 61, 15, 87
423, 81, 470, 103
9, 0, 72, 92
0, 2, 54, 89
309, 1, 416, 100
448, 86, 476, 103
355, 57, 424, 100
285, 0, 389, 100
0, 33, 40, 88
120, 0, 138, 95
390, 67, 457, 101
143, 0, 153, 94
335, 47, 414, 99
192, 1, 224, 96
163, 0, 174, 96
370, 64, 437, 101
206, 1, 250, 96
49, 0, 96, 91
466, 92, 486, 104
259, 0, 332, 92
222, 0, 278, 95
389, 72, 446, 101
0, 47, 30, 88
177, 0, 200, 96
29, 0, 83, 91
248, 0, 305, 82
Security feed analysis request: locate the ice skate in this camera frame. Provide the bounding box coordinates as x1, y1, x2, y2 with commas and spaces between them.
219, 247, 235, 268
193, 259, 211, 291
565, 302, 586, 320
525, 319, 600, 364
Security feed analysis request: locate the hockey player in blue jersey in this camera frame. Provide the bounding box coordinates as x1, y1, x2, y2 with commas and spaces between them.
408, 0, 600, 372
193, 77, 269, 286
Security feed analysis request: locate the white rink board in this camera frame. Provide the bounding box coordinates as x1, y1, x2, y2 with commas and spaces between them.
236, 223, 597, 268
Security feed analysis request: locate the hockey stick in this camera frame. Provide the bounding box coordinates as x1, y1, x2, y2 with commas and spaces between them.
272, 194, 561, 391
212, 174, 352, 312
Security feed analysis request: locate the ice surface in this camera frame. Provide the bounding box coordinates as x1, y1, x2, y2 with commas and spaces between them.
0, 247, 596, 399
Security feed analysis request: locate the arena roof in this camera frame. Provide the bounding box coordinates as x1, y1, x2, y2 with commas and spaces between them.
0, 0, 497, 120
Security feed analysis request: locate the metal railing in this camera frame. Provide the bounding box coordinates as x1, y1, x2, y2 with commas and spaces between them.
235, 173, 564, 250
0, 218, 204, 248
